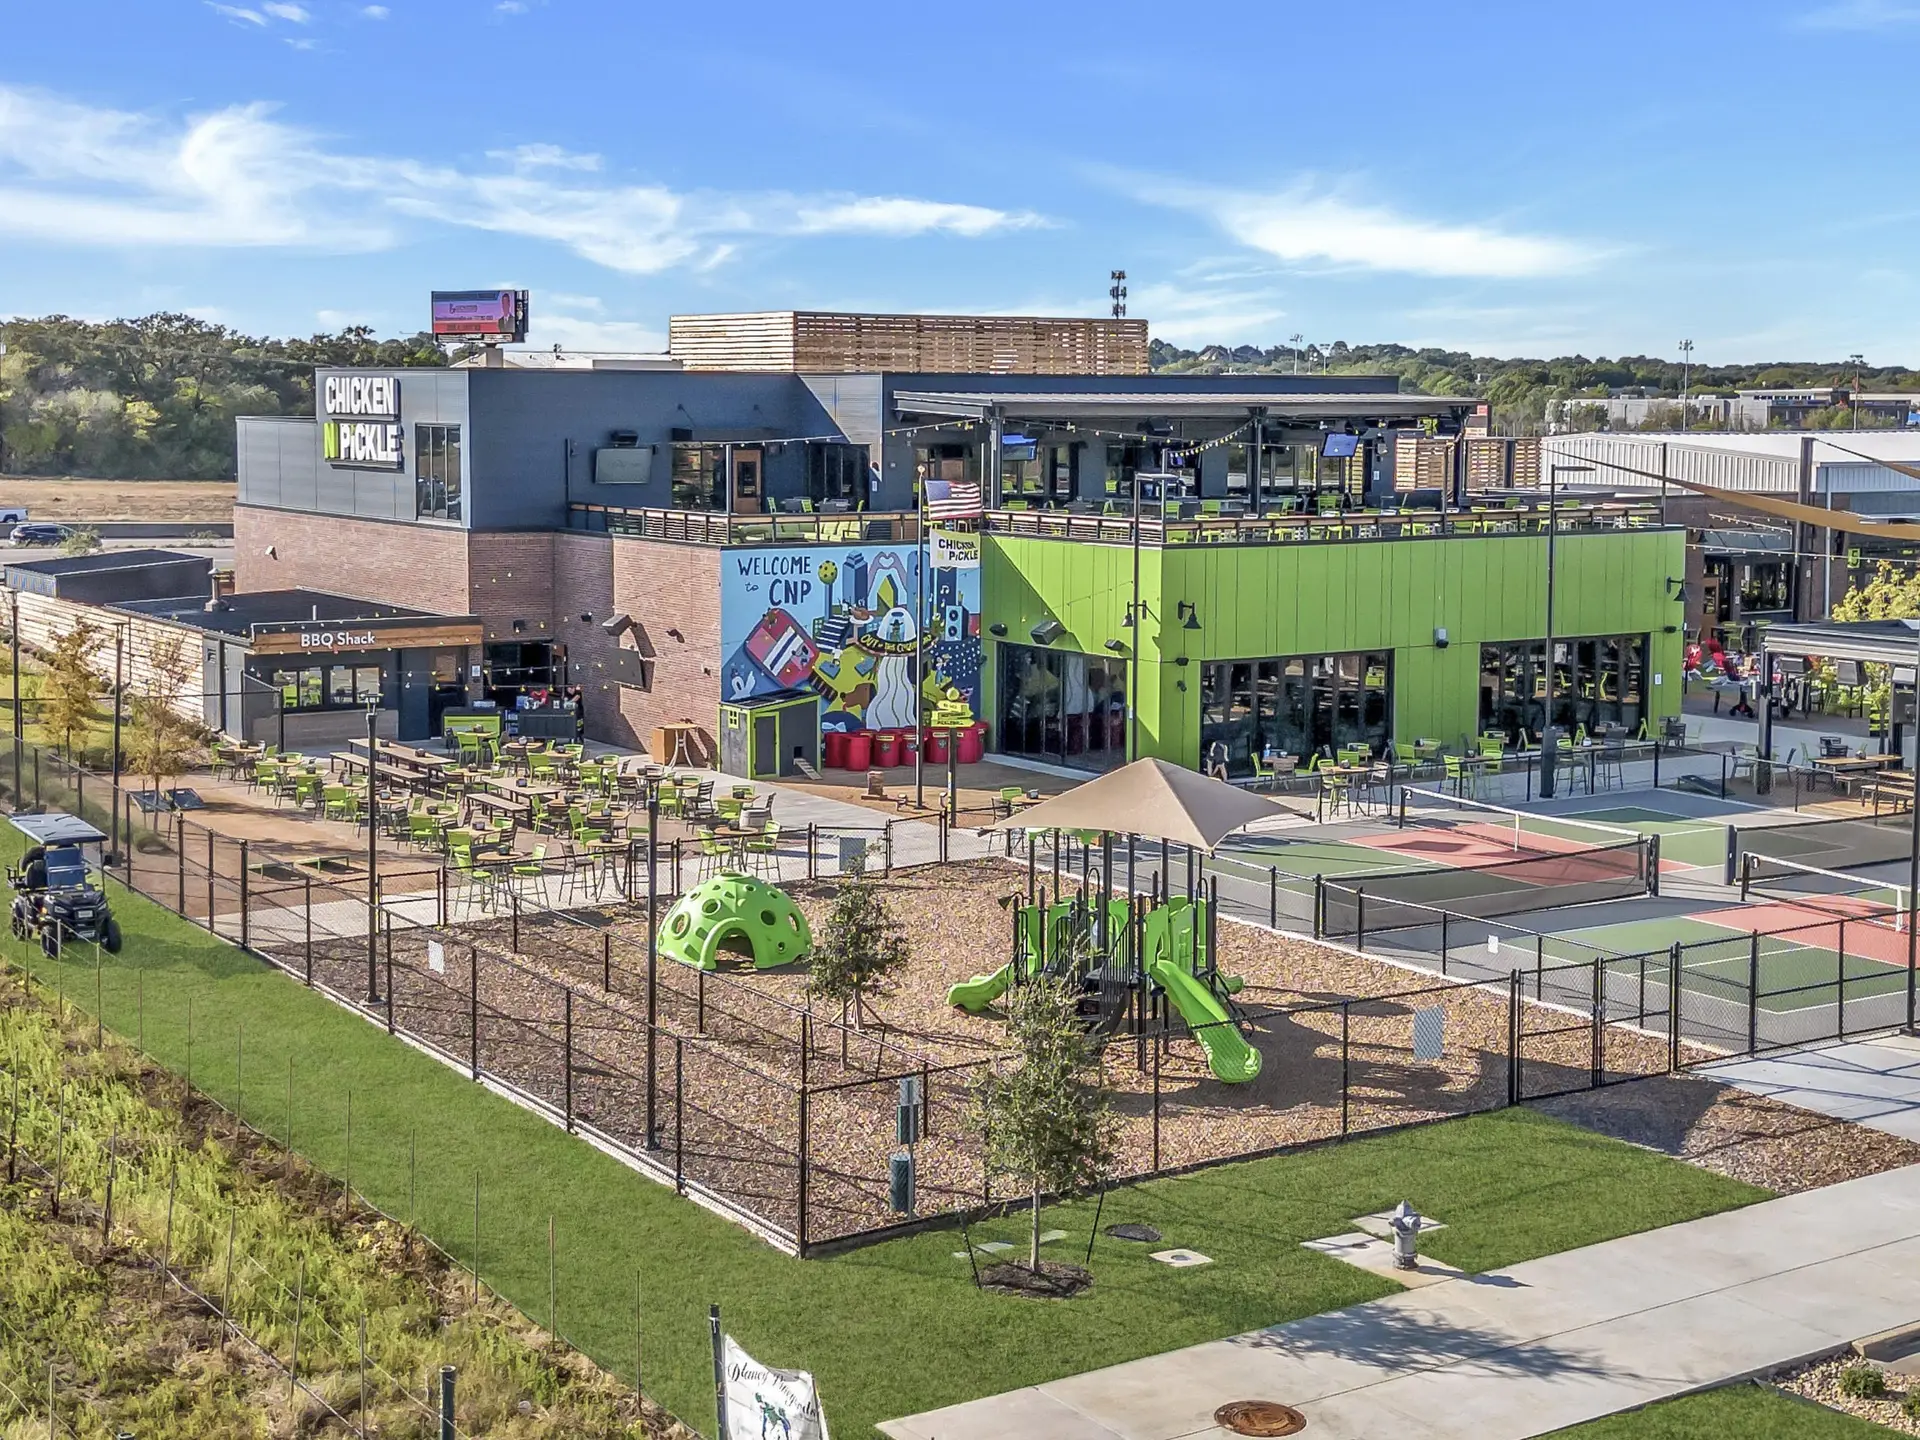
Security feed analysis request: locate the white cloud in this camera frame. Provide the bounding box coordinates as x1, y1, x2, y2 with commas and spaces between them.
205, 3, 266, 23
0, 85, 1046, 273
529, 301, 667, 354
262, 1, 310, 20
791, 196, 1045, 237
1127, 281, 1291, 347
496, 1, 528, 11
1798, 0, 1920, 26
1135, 174, 1600, 280
361, 3, 390, 15
487, 142, 601, 172
1210, 186, 1597, 279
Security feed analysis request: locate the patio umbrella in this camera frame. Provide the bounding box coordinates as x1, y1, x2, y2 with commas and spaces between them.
990, 757, 1293, 852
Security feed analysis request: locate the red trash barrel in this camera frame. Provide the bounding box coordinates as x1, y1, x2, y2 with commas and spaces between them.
873, 730, 901, 767
844, 730, 873, 771
823, 731, 850, 770
958, 722, 986, 763
927, 730, 950, 764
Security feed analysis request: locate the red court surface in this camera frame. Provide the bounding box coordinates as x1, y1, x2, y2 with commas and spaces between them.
1353, 821, 1596, 866
1695, 897, 1914, 969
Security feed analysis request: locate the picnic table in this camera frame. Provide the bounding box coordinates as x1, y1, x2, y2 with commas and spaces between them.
1810, 753, 1900, 793
346, 737, 455, 776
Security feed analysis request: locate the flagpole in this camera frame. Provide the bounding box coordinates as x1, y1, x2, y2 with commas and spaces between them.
915, 477, 926, 812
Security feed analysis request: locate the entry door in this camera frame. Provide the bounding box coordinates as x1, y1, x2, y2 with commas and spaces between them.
753, 712, 778, 776
731, 448, 764, 513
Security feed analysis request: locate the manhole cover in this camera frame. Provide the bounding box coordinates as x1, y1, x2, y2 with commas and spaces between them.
1106, 1223, 1161, 1243
1215, 1400, 1307, 1437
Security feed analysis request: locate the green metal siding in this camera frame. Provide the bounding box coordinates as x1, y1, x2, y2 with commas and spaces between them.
980, 530, 1685, 767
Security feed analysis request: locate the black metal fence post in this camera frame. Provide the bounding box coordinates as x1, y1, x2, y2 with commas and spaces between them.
674, 1038, 684, 1193
1837, 915, 1849, 1040
469, 946, 480, 1081
303, 877, 313, 985
1340, 1001, 1351, 1134
1312, 874, 1325, 938
563, 988, 574, 1133
1668, 942, 1683, 1071
1354, 886, 1365, 953
238, 840, 250, 950
1747, 931, 1761, 1055
1507, 971, 1521, 1105
384, 912, 394, 1033
1440, 910, 1449, 975
1268, 867, 1277, 929
796, 1082, 810, 1257
1590, 957, 1603, 1087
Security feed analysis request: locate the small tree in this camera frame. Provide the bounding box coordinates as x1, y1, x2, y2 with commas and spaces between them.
124, 630, 202, 810
57, 526, 100, 557
38, 619, 102, 761
973, 971, 1116, 1272
806, 853, 910, 1026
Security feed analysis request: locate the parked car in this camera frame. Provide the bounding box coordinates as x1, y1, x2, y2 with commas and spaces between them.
9, 522, 70, 546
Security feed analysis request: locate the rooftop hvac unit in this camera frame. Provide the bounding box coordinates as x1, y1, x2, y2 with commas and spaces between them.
608, 430, 640, 448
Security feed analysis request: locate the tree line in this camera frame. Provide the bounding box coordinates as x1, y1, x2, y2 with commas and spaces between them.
1149, 338, 1920, 437
0, 313, 447, 481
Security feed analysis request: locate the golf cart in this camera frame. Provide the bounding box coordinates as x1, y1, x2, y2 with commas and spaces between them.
8, 812, 121, 957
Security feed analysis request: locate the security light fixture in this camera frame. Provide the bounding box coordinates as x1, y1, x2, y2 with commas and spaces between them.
1104, 638, 1127, 654
511, 619, 526, 633
1174, 655, 1190, 667
989, 622, 1008, 637
1030, 619, 1067, 646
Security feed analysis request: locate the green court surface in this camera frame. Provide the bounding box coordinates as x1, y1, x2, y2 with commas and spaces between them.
1227, 834, 1411, 877
1542, 806, 1731, 869
1554, 914, 1910, 1015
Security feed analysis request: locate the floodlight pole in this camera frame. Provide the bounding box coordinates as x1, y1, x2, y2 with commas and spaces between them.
1907, 625, 1920, 1031
8, 588, 19, 811
365, 703, 380, 1004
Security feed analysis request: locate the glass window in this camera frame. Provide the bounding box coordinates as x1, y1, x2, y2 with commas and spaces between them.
671, 444, 725, 510
414, 424, 463, 521
1199, 650, 1393, 776
1225, 444, 1250, 498
806, 443, 869, 506
1477, 635, 1648, 741
269, 664, 379, 712
996, 642, 1128, 772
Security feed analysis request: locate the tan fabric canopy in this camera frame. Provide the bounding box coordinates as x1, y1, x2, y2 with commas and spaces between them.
990, 757, 1292, 851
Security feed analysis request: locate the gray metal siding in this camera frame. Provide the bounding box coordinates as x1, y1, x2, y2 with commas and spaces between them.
466, 370, 816, 527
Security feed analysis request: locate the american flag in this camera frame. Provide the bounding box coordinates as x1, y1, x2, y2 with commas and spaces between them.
923, 478, 984, 519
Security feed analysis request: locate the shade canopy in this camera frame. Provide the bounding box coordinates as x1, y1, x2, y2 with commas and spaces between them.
991, 757, 1292, 851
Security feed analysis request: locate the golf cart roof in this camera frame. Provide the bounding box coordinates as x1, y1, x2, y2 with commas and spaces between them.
10, 813, 109, 848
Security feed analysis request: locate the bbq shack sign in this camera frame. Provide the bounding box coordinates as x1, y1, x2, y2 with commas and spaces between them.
321, 374, 404, 470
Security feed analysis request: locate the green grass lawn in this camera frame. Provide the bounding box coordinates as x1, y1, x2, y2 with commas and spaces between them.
0, 831, 1772, 1438
1544, 1383, 1897, 1437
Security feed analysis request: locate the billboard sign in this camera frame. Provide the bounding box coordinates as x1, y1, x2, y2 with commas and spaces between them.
430, 289, 529, 341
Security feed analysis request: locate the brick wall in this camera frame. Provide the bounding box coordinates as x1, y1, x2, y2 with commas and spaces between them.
234, 506, 472, 613
467, 532, 557, 642
602, 536, 722, 758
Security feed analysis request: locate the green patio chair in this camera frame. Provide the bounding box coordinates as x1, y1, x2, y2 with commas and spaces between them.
745, 822, 781, 878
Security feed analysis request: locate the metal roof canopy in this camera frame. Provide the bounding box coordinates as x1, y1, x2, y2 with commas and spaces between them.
10, 812, 109, 847
891, 390, 1481, 422
1763, 619, 1920, 672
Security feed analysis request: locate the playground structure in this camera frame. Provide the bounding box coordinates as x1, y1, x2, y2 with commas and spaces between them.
658, 872, 813, 972
947, 872, 1262, 1084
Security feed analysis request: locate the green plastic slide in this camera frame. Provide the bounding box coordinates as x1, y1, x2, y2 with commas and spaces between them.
1150, 958, 1261, 1084
947, 963, 1014, 1013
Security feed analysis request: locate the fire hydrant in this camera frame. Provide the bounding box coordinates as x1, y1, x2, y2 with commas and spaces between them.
1387, 1201, 1424, 1271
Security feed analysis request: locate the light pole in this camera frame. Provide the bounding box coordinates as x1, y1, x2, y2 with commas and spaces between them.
1537, 463, 1594, 799
1125, 466, 1143, 761
365, 701, 381, 1005
1288, 334, 1303, 375
1908, 624, 1920, 1031
7, 588, 18, 812
1849, 354, 1866, 432
1678, 339, 1694, 431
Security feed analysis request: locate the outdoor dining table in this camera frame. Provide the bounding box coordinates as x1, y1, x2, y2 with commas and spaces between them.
1810, 753, 1900, 792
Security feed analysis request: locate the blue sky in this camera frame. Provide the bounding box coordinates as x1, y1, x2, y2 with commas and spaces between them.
2, 0, 1917, 363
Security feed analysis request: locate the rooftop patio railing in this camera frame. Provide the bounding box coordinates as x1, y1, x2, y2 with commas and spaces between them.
985, 496, 1671, 545
567, 503, 923, 545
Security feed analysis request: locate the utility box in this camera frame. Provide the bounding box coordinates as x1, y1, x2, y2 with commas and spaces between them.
716, 690, 820, 779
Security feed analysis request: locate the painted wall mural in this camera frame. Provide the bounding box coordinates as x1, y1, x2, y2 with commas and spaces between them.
719, 533, 982, 733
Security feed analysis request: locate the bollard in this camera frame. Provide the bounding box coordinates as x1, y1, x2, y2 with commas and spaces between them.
889, 1151, 915, 1215
439, 1366, 456, 1440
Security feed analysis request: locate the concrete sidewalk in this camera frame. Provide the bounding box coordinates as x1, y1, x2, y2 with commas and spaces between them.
1711, 1035, 1920, 1142
880, 1164, 1920, 1440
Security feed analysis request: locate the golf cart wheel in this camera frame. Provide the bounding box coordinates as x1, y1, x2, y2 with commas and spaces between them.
40, 924, 60, 960
8, 913, 24, 942
102, 918, 122, 954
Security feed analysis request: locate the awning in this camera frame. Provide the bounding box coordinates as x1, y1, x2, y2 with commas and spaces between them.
1761, 620, 1920, 669
893, 390, 1480, 423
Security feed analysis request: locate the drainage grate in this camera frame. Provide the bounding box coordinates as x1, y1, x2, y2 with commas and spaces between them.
1214, 1400, 1307, 1437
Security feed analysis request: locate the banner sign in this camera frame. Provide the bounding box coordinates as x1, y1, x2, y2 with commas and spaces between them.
929, 528, 980, 570
722, 1335, 830, 1440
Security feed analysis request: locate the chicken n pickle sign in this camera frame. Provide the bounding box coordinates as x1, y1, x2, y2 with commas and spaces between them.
321, 374, 403, 469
